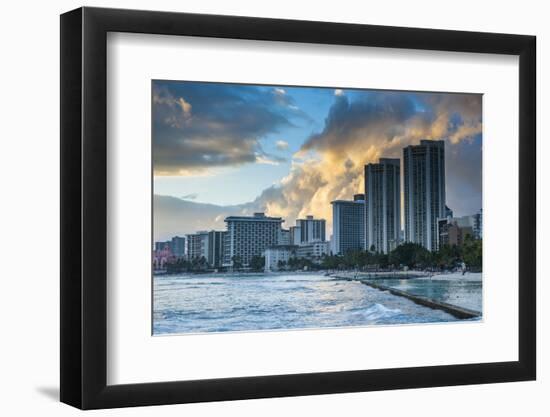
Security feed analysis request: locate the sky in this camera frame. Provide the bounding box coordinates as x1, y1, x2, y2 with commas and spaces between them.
153, 80, 482, 241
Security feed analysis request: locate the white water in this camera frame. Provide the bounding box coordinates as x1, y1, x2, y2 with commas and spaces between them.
153, 273, 472, 335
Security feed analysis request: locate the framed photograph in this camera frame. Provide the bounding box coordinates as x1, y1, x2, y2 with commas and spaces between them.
60, 6, 536, 409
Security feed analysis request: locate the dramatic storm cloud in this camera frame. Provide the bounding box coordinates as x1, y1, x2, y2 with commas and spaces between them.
152, 82, 482, 240
153, 81, 308, 175
245, 91, 482, 233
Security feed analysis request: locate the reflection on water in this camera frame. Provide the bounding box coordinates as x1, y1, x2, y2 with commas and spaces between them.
153, 273, 470, 335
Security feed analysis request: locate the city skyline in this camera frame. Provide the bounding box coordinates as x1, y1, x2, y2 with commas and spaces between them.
155, 146, 482, 263
153, 140, 482, 270
153, 81, 482, 242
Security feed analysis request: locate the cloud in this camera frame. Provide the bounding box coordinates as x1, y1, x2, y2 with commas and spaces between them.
445, 134, 482, 215
153, 93, 193, 128
154, 195, 249, 241
275, 140, 289, 150
155, 89, 482, 237
249, 91, 482, 233
255, 154, 284, 165
153, 82, 306, 176
177, 97, 192, 115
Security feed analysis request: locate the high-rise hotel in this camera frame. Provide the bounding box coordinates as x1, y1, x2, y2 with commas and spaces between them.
331, 194, 365, 255
290, 215, 326, 245
403, 140, 446, 251
365, 158, 401, 254
187, 230, 226, 267
223, 213, 283, 267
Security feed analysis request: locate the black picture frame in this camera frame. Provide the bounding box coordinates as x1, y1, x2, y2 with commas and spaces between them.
60, 6, 536, 410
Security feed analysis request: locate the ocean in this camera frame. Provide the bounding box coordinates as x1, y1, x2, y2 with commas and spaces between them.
153, 273, 480, 335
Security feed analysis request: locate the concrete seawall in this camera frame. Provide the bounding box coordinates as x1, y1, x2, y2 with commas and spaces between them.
332, 271, 430, 280
334, 275, 481, 320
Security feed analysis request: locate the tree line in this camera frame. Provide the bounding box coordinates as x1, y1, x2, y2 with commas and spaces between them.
320, 237, 482, 271
163, 237, 482, 274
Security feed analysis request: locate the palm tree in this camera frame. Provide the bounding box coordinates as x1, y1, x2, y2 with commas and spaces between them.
231, 255, 242, 271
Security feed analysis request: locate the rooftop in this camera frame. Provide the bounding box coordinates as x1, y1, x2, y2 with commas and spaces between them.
297, 215, 326, 221
225, 213, 283, 222
331, 199, 365, 204
405, 139, 445, 148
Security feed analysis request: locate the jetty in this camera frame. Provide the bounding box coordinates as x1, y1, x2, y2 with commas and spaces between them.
331, 271, 429, 280
333, 273, 482, 319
